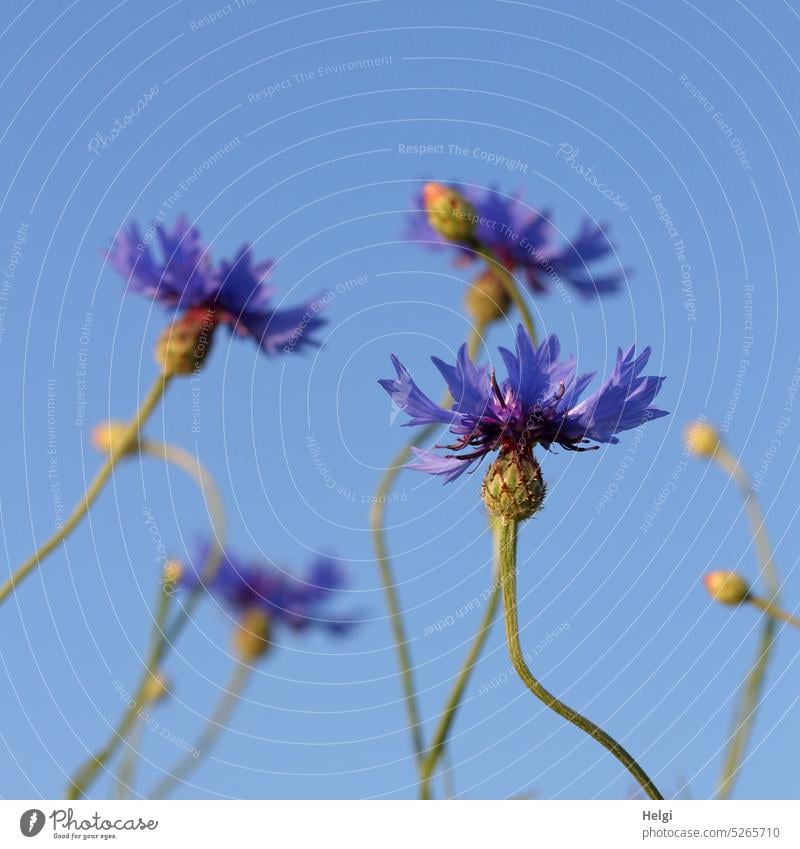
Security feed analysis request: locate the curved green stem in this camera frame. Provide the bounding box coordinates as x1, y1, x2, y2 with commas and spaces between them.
496, 518, 663, 801
1, 372, 173, 607
65, 440, 226, 800
370, 433, 430, 763
419, 552, 501, 799
473, 243, 537, 344
148, 660, 252, 799
370, 327, 486, 766
712, 446, 780, 800
139, 439, 227, 587
749, 596, 800, 628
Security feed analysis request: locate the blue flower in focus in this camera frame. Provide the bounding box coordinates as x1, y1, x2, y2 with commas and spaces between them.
379, 326, 668, 482
107, 216, 324, 354
408, 182, 625, 299
180, 541, 358, 635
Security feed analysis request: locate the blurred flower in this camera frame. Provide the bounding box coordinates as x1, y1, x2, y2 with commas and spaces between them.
379, 325, 668, 482
179, 541, 358, 635
107, 216, 324, 355
407, 182, 625, 299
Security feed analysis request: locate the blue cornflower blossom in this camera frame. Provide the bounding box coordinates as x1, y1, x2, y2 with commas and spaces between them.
379, 326, 668, 483
107, 216, 324, 355
179, 541, 358, 635
408, 182, 625, 299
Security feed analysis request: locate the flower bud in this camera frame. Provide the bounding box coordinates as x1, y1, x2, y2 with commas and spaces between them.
703, 570, 750, 605
91, 420, 137, 456
155, 307, 217, 376
684, 421, 721, 458
422, 182, 477, 244
482, 451, 546, 522
162, 559, 183, 592
143, 673, 170, 705
465, 269, 511, 326
233, 608, 271, 661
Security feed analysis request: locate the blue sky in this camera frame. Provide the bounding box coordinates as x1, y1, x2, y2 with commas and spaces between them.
1, 0, 799, 800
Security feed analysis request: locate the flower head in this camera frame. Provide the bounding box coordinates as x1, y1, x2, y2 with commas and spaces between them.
107, 217, 324, 356
379, 326, 668, 482
179, 541, 358, 635
482, 450, 546, 521
407, 182, 625, 299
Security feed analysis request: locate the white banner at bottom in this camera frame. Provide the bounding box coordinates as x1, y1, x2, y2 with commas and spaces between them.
1, 800, 796, 847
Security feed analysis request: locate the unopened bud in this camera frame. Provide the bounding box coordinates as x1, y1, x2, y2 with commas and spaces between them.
233, 608, 271, 661
465, 269, 511, 326
703, 570, 750, 605
422, 182, 477, 244
143, 673, 170, 705
155, 307, 217, 376
482, 451, 546, 523
684, 421, 721, 458
91, 420, 137, 456
162, 559, 183, 592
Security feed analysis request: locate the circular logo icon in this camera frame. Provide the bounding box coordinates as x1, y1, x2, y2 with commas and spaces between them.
19, 810, 46, 837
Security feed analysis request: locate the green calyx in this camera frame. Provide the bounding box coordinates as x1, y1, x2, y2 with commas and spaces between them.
482, 450, 546, 523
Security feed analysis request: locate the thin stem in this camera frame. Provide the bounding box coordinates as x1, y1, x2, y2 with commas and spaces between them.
474, 244, 537, 344
65, 440, 226, 800
716, 619, 775, 800
712, 447, 779, 800
439, 748, 457, 800
148, 661, 252, 799
370, 327, 486, 767
115, 713, 146, 799
496, 518, 663, 801
749, 596, 800, 628
67, 579, 173, 799
139, 439, 227, 586
714, 447, 779, 598
2, 372, 172, 607
370, 423, 433, 763
144, 440, 228, 647
419, 553, 501, 799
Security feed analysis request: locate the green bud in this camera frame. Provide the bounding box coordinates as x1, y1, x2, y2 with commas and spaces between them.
155, 307, 217, 376
482, 451, 546, 523
422, 182, 477, 244
143, 673, 170, 705
684, 421, 721, 458
233, 608, 272, 661
91, 420, 138, 457
465, 269, 512, 326
162, 560, 183, 594
703, 571, 751, 605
